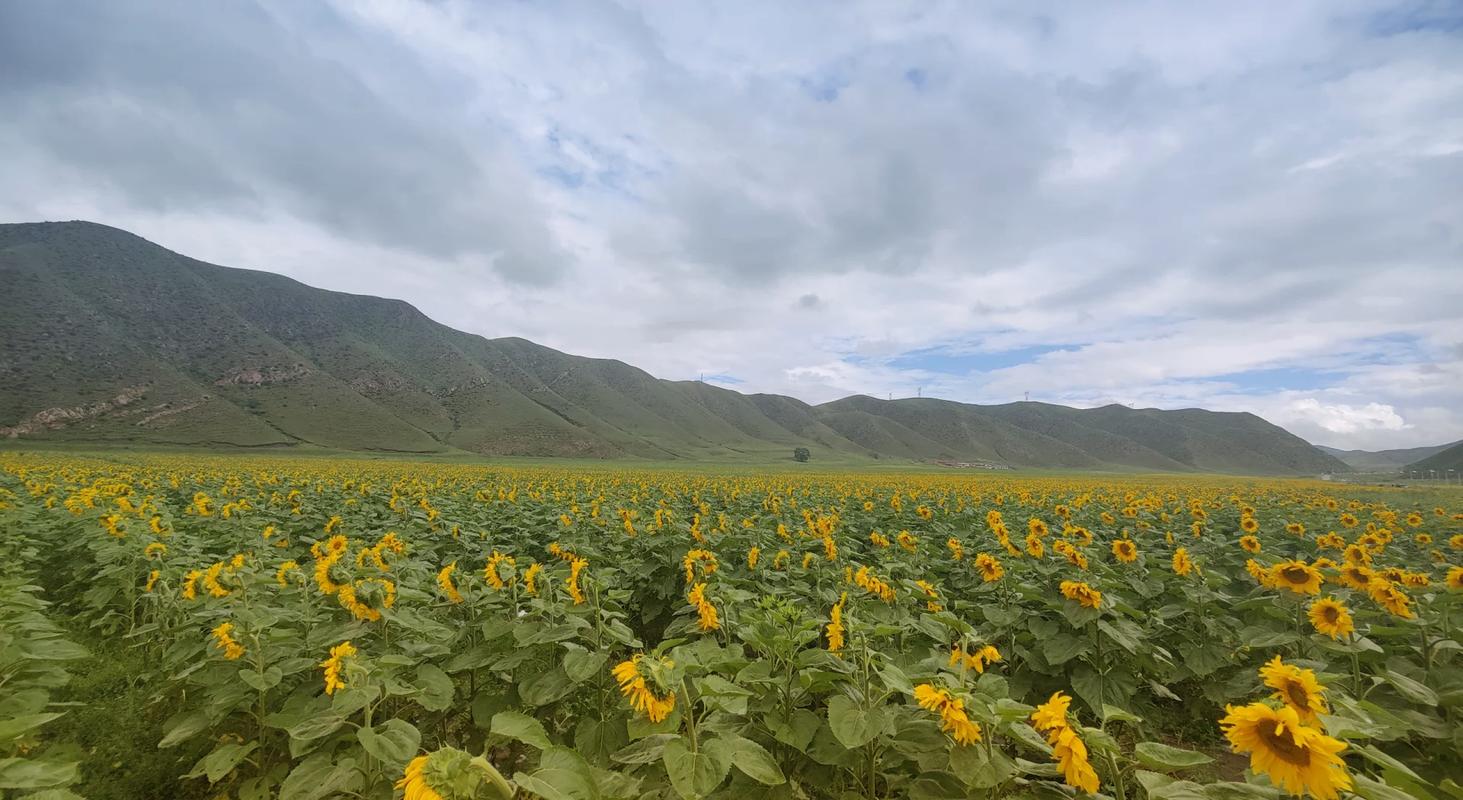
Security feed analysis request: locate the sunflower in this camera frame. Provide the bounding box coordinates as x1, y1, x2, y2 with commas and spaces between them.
1050, 725, 1101, 793
436, 562, 463, 604
1270, 561, 1322, 595
1220, 703, 1351, 800
1239, 535, 1261, 554
210, 621, 246, 660
1333, 563, 1373, 590
1241, 516, 1260, 534
1059, 580, 1102, 609
320, 641, 357, 695
687, 582, 720, 631
827, 593, 847, 653
1339, 513, 1359, 528
1030, 692, 1099, 793
1029, 517, 1049, 537
1260, 656, 1328, 723
1025, 531, 1046, 558
1031, 691, 1073, 732
975, 553, 1004, 582
1172, 548, 1195, 576
1286, 522, 1306, 537
1307, 597, 1354, 640
913, 684, 982, 745
1111, 539, 1138, 563
396, 748, 507, 800
1367, 580, 1414, 619
1448, 566, 1463, 591
612, 654, 677, 722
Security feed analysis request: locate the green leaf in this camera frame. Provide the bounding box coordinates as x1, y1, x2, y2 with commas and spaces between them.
21, 639, 88, 661
662, 736, 731, 799
1353, 775, 1425, 800
764, 708, 820, 752
277, 754, 360, 800
492, 711, 553, 750
158, 712, 211, 748
520, 668, 575, 707
1382, 671, 1438, 706
949, 744, 1019, 788
563, 650, 609, 684
239, 666, 282, 692
573, 717, 627, 766
287, 714, 345, 743
0, 713, 65, 742
0, 758, 80, 790
356, 719, 420, 767
611, 734, 678, 765
186, 740, 259, 783
414, 663, 455, 711
827, 695, 881, 749
1042, 631, 1090, 665
1101, 705, 1142, 724
1134, 741, 1213, 771
720, 734, 785, 785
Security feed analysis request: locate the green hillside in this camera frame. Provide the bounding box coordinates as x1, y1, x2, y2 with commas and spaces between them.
1318, 441, 1461, 472
1406, 441, 1463, 475
0, 221, 1352, 474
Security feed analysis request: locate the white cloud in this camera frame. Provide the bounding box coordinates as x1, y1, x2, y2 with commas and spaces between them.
1, 0, 1461, 450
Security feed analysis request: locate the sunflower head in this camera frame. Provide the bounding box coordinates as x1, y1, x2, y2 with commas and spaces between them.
1259, 656, 1328, 723
1448, 566, 1463, 591
397, 747, 512, 800
1307, 597, 1354, 640
1270, 561, 1322, 595
1112, 539, 1138, 563
1220, 703, 1351, 800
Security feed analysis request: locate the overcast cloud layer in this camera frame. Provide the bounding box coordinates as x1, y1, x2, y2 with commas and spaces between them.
2, 0, 1460, 450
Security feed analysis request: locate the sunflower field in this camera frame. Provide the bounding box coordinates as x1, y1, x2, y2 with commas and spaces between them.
1, 452, 1460, 800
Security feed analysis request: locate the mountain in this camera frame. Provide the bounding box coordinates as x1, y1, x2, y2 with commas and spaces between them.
1316, 441, 1462, 472
1406, 441, 1463, 475
0, 221, 1351, 474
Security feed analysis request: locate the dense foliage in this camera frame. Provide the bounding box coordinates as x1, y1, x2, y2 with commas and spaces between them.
1, 453, 1459, 800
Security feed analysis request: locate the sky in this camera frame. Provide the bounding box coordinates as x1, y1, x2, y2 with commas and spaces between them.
2, 0, 1461, 451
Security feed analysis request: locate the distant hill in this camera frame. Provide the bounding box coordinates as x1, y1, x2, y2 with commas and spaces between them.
0, 221, 1351, 474
1407, 441, 1463, 475
1317, 441, 1461, 472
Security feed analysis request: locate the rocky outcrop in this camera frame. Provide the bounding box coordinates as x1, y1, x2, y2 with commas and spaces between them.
1, 386, 147, 437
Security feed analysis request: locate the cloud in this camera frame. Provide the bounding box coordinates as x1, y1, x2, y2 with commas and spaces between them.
1282, 399, 1408, 435
1, 0, 1460, 450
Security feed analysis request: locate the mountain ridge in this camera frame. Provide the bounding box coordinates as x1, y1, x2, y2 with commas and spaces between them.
1316, 441, 1462, 472
0, 220, 1350, 474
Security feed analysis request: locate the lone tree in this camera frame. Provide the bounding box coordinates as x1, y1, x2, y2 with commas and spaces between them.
793, 447, 811, 462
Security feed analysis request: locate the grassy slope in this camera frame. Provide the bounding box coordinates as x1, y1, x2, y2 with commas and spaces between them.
1, 221, 1352, 475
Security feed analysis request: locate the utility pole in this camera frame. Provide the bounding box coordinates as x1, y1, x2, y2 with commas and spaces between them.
1024, 391, 1029, 402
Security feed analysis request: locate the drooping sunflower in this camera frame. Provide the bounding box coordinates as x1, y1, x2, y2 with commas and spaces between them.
826, 593, 847, 653
436, 562, 463, 604
396, 747, 510, 800
1307, 597, 1354, 640
1270, 560, 1323, 595
1111, 539, 1138, 563
1259, 656, 1328, 723
913, 684, 982, 745
1059, 580, 1102, 609
612, 654, 677, 722
320, 640, 357, 695
1367, 580, 1414, 619
1220, 703, 1351, 800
